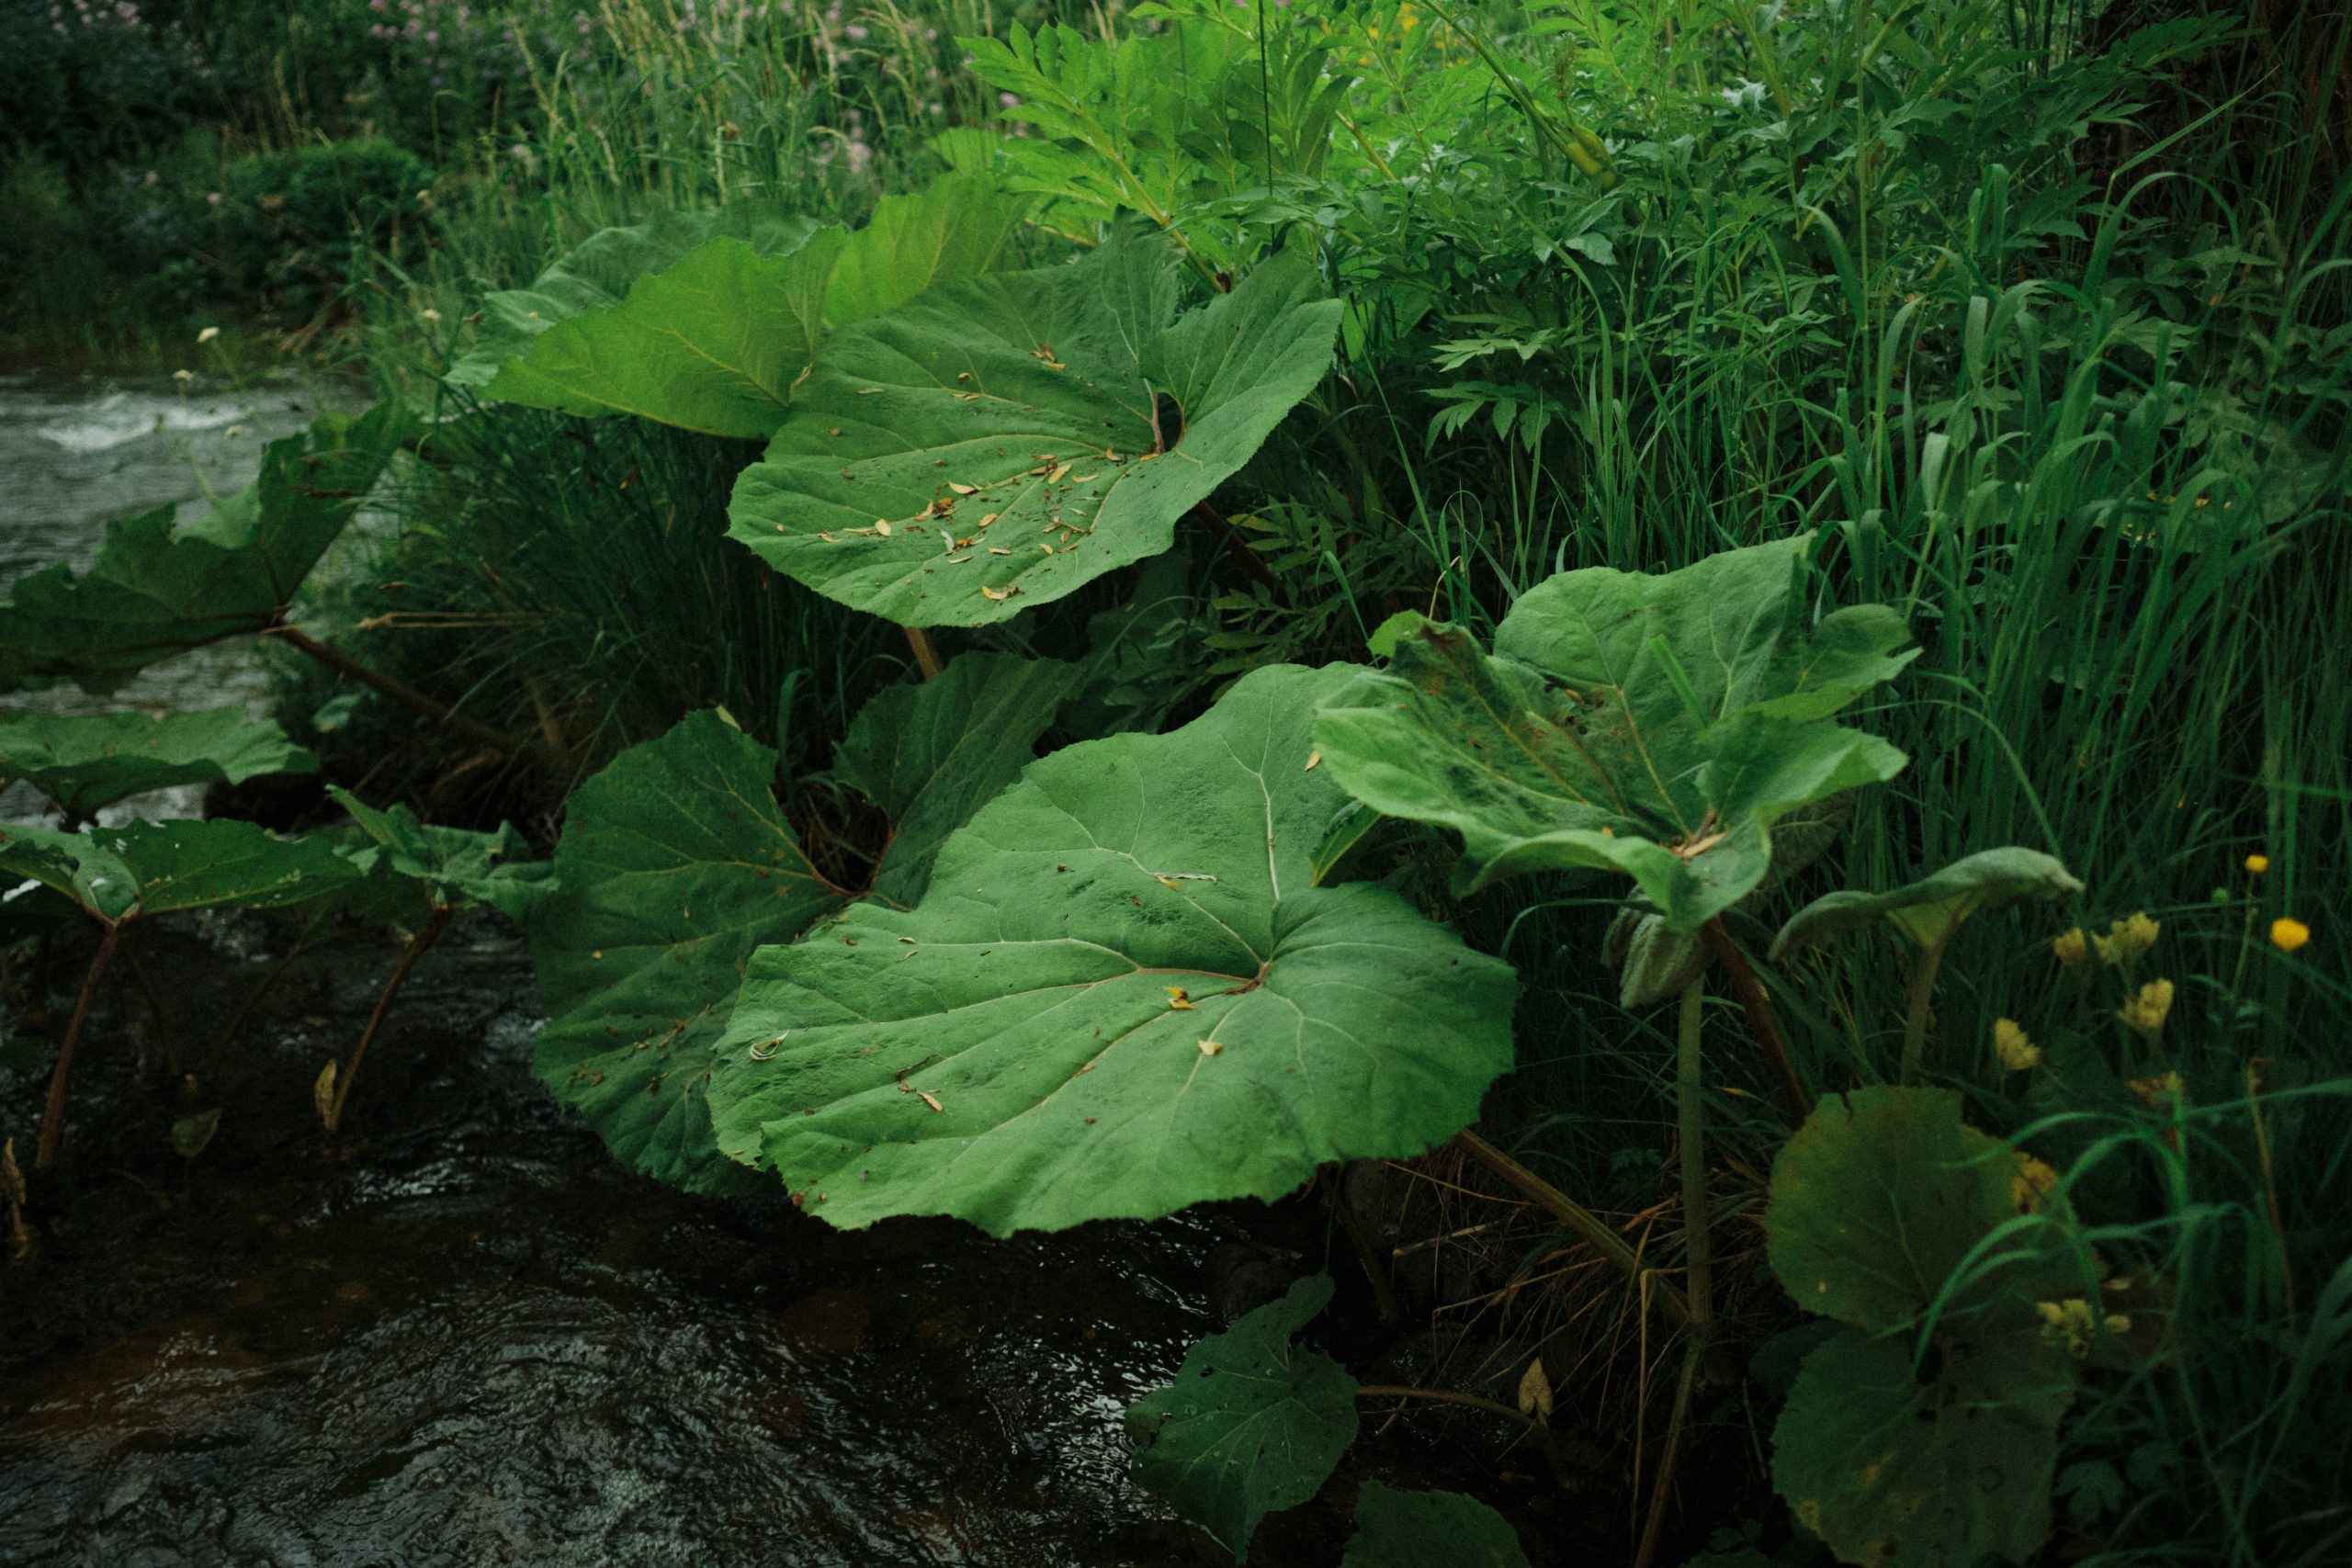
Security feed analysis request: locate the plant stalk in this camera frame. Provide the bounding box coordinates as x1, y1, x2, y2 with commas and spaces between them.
1900, 933, 1951, 1084
902, 626, 944, 682
323, 907, 449, 1135
1636, 979, 1715, 1568
1454, 1128, 1690, 1325
1323, 1168, 1402, 1324
1676, 978, 1713, 1329
271, 625, 541, 764
1190, 501, 1285, 599
1355, 1384, 1548, 1438
1702, 917, 1809, 1119
36, 921, 124, 1172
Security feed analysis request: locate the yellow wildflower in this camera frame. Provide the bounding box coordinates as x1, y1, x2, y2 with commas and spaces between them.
1994, 1019, 2041, 1072
2092, 912, 2161, 964
2036, 1296, 2132, 1358
2271, 917, 2311, 953
2118, 978, 2176, 1039
2011, 1152, 2058, 1213
2245, 853, 2268, 874
2052, 928, 2089, 968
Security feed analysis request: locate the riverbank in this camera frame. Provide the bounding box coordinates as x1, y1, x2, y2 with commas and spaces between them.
6, 912, 1515, 1566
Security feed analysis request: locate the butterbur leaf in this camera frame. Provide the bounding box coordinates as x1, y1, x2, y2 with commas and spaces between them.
447, 206, 822, 398
327, 787, 547, 919
529, 662, 1074, 1191
1766, 1086, 2071, 1332
1125, 1276, 1358, 1560
1340, 1483, 1533, 1568
823, 174, 1033, 326
1770, 847, 2086, 960
827, 651, 1076, 908
1766, 1088, 2096, 1568
526, 712, 850, 1193
727, 228, 1342, 626
453, 179, 1029, 439
0, 819, 357, 924
1774, 1326, 2072, 1568
1314, 536, 1914, 931
0, 404, 409, 694
474, 224, 842, 438
0, 708, 316, 818
706, 664, 1517, 1234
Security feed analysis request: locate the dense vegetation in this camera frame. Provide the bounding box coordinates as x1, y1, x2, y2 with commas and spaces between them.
5, 0, 2348, 1562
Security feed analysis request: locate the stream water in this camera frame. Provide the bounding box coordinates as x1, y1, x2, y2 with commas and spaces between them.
0, 374, 1338, 1567
0, 368, 343, 827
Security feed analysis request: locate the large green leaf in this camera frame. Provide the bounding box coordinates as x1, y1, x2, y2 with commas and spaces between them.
475, 226, 842, 438
1125, 1276, 1359, 1560
1313, 537, 1916, 931
0, 404, 409, 694
0, 819, 358, 924
704, 663, 1517, 1234
1774, 1327, 2072, 1568
0, 708, 316, 818
450, 179, 1030, 439
446, 206, 822, 395
527, 657, 1075, 1191
1766, 1086, 2058, 1333
1771, 847, 2085, 958
328, 787, 547, 920
823, 174, 1035, 326
1340, 1483, 1533, 1568
828, 651, 1077, 907
1764, 1088, 2098, 1568
727, 230, 1342, 627
527, 711, 848, 1194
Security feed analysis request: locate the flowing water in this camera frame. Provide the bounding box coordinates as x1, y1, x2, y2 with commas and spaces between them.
0, 376, 1337, 1567
0, 367, 348, 827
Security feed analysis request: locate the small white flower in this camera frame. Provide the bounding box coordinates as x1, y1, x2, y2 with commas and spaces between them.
420, 308, 442, 322
197, 325, 220, 344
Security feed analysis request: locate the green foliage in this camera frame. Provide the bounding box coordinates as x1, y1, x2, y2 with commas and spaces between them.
1315, 536, 1915, 929
9, 0, 2349, 1557
1765, 1088, 2109, 1568
215, 141, 437, 319
327, 787, 546, 919
0, 818, 357, 924
820, 174, 1035, 328
463, 218, 838, 437
726, 228, 1341, 626
825, 650, 1078, 908
1124, 1275, 1359, 1560
450, 176, 1032, 437
0, 708, 316, 818
527, 653, 1075, 1190
959, 17, 1355, 268
1775, 1328, 2073, 1568
704, 663, 1517, 1234
526, 709, 849, 1194
446, 205, 822, 394
1341, 1483, 1533, 1568
1772, 849, 2086, 959
0, 402, 409, 694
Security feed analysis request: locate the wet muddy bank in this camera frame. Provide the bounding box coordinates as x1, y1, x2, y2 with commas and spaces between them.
0, 915, 1532, 1566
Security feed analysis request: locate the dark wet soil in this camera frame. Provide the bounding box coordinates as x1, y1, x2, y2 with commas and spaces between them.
0, 915, 1430, 1567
